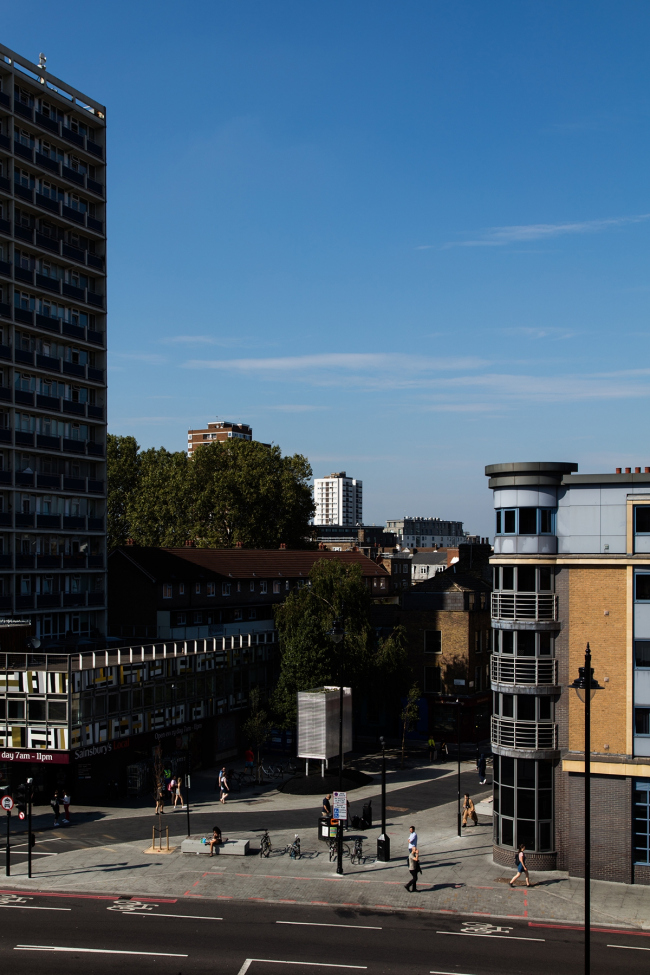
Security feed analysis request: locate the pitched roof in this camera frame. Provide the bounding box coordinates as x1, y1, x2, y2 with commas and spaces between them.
411, 552, 448, 565
410, 568, 491, 594
110, 546, 389, 581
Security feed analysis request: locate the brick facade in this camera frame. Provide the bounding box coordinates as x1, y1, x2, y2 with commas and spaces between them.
563, 772, 633, 884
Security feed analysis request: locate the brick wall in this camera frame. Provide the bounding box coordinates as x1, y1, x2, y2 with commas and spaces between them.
568, 566, 628, 756
564, 772, 633, 883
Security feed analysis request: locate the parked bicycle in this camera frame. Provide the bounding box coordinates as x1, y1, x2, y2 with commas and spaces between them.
328, 837, 351, 862
259, 829, 272, 858
285, 834, 301, 859
351, 837, 364, 864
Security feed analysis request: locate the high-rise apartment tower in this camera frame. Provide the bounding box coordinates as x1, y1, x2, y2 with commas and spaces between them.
313, 472, 362, 527
0, 45, 107, 644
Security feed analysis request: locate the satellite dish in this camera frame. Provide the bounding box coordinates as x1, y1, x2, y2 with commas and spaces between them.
28, 638, 41, 649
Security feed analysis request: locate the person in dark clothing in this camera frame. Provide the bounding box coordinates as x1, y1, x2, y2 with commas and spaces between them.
322, 794, 332, 817
405, 846, 422, 892
50, 790, 60, 826
477, 752, 487, 785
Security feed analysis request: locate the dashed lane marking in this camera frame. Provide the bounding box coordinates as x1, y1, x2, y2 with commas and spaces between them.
277, 921, 382, 930
608, 945, 650, 951
237, 960, 367, 975
437, 931, 544, 942
15, 945, 188, 956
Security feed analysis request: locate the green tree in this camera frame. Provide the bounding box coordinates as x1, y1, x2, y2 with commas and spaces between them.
107, 434, 140, 548
106, 434, 314, 550
242, 686, 272, 783
400, 684, 421, 768
273, 560, 410, 727
186, 440, 314, 548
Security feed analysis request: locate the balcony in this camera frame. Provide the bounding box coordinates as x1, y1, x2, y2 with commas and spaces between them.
35, 152, 60, 174
62, 322, 85, 340
34, 111, 59, 135
62, 438, 85, 454
14, 307, 34, 325
61, 127, 84, 148
14, 183, 33, 203
62, 361, 85, 378
35, 194, 60, 215
491, 656, 558, 687
14, 99, 33, 120
86, 141, 103, 159
63, 476, 85, 491
62, 282, 85, 301
35, 233, 60, 254
35, 273, 61, 294
37, 514, 61, 529
61, 166, 84, 186
35, 313, 61, 333
62, 243, 85, 263
88, 367, 104, 382
14, 142, 33, 162
36, 353, 61, 373
87, 329, 104, 346
491, 592, 558, 622
38, 594, 62, 609
14, 390, 34, 407
36, 394, 61, 412
0, 345, 11, 360
15, 266, 34, 284
36, 434, 61, 450
37, 474, 61, 489
491, 715, 558, 751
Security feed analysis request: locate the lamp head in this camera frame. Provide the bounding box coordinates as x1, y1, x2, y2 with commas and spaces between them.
571, 665, 603, 702
328, 618, 344, 644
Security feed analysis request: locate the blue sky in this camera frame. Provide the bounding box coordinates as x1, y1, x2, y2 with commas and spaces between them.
5, 2, 650, 536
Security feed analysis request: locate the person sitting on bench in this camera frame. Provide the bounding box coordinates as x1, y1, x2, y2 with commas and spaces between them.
209, 825, 227, 855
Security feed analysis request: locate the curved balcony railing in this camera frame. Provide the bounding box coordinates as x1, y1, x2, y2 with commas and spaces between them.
491, 715, 558, 750
491, 656, 558, 686
491, 592, 557, 622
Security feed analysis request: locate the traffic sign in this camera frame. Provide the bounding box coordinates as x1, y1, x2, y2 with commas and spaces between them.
1, 795, 14, 811
18, 811, 25, 820
332, 791, 347, 820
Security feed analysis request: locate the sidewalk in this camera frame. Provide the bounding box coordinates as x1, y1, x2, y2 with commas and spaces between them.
7, 780, 650, 930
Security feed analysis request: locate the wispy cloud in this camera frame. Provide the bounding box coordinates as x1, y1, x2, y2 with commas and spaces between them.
500, 326, 578, 340
442, 213, 650, 249
183, 352, 488, 373
110, 352, 167, 365
262, 404, 329, 413
161, 335, 253, 348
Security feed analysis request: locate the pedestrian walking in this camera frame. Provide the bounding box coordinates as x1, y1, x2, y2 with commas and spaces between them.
428, 736, 437, 762
477, 752, 487, 785
61, 792, 71, 824
322, 793, 332, 817
155, 782, 165, 814
174, 775, 184, 808
218, 767, 229, 804
50, 790, 60, 827
407, 824, 418, 855
462, 793, 478, 827
245, 747, 254, 770
404, 846, 422, 892
510, 844, 531, 887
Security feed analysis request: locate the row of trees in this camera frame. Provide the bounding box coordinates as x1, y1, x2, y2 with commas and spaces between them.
107, 434, 315, 550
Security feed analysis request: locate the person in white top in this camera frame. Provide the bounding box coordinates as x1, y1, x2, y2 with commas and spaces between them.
408, 825, 418, 853
61, 793, 71, 824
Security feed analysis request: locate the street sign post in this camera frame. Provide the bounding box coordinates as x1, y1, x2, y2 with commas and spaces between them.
332, 791, 347, 822
2, 795, 12, 877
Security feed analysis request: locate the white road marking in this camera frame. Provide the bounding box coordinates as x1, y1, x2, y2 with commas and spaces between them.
237, 960, 368, 975
123, 912, 223, 920
15, 945, 188, 956
0, 905, 70, 911
7, 850, 58, 856
437, 931, 545, 942
608, 945, 650, 951
276, 921, 381, 931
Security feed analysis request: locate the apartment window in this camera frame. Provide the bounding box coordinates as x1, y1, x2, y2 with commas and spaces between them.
273, 581, 281, 594
634, 780, 650, 864
207, 582, 215, 596
250, 581, 255, 592
636, 574, 650, 602
162, 584, 172, 599
249, 609, 257, 620
194, 613, 202, 624
234, 609, 243, 621
222, 583, 231, 596
178, 583, 185, 595
635, 642, 650, 669
195, 582, 201, 595
636, 507, 650, 534
424, 630, 442, 654
176, 613, 186, 625
635, 709, 650, 736
285, 580, 290, 590
496, 508, 555, 535
260, 581, 267, 594
424, 666, 441, 693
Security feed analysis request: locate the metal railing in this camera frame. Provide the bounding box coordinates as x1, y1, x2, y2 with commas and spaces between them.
491, 592, 558, 622
491, 656, 558, 686
491, 715, 558, 750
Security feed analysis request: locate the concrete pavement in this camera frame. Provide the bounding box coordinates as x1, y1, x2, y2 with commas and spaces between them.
3, 760, 650, 930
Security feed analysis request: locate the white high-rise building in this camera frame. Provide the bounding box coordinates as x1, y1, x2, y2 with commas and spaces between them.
313, 472, 362, 526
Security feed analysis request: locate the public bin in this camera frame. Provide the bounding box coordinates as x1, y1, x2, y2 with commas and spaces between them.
318, 816, 338, 842
376, 833, 391, 862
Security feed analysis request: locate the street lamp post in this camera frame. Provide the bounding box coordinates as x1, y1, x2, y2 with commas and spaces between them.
571, 643, 603, 975
27, 777, 33, 879
456, 698, 462, 837
377, 735, 390, 861
328, 617, 345, 876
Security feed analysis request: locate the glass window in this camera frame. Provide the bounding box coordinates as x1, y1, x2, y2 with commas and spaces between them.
635, 642, 650, 668
516, 631, 535, 656
635, 708, 650, 736
502, 567, 514, 590
162, 584, 172, 599
539, 567, 552, 591
634, 781, 650, 864
502, 694, 514, 718
28, 699, 46, 721
517, 696, 535, 721
636, 575, 650, 602
8, 700, 25, 720
636, 507, 650, 534
519, 508, 537, 534
539, 509, 553, 533
503, 510, 516, 533
424, 666, 441, 692
501, 630, 514, 654
496, 510, 502, 534
425, 630, 442, 653
48, 700, 66, 721
539, 632, 552, 655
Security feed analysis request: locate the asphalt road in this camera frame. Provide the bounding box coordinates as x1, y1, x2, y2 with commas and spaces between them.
0, 890, 646, 975
1, 767, 489, 861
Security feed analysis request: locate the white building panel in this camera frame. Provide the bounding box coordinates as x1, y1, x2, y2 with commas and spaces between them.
634, 604, 650, 640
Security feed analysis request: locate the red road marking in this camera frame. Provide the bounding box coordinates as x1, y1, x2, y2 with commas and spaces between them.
0, 890, 176, 903
529, 922, 650, 937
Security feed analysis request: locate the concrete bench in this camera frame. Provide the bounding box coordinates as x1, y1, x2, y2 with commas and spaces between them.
181, 837, 249, 856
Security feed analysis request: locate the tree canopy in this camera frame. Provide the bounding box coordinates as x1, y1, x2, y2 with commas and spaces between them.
272, 558, 410, 726
107, 434, 314, 550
